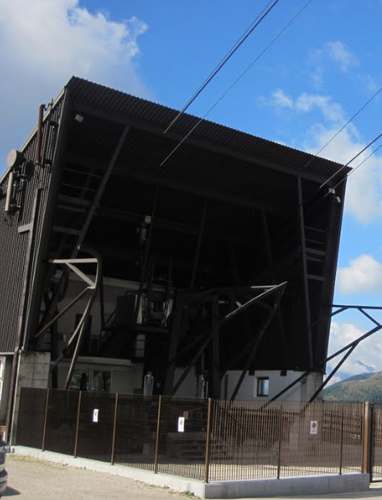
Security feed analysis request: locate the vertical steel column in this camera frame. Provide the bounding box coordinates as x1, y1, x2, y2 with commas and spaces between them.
297, 177, 314, 369
73, 391, 82, 458
111, 392, 119, 465
41, 388, 50, 451
277, 405, 283, 479
190, 199, 207, 288
261, 209, 288, 361
163, 296, 185, 394
204, 398, 213, 483
211, 297, 221, 399
362, 402, 372, 474
369, 404, 375, 481
154, 395, 163, 473
339, 406, 344, 475
135, 184, 160, 324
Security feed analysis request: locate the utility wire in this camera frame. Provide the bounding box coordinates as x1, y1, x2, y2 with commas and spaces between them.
321, 132, 382, 190
164, 0, 281, 134
346, 142, 382, 178
255, 132, 382, 306
163, 4, 382, 174
159, 0, 382, 258
332, 135, 382, 191
160, 0, 313, 167
303, 85, 382, 171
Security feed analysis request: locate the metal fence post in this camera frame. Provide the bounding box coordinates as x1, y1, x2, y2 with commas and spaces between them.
41, 388, 50, 451
73, 391, 82, 458
154, 395, 162, 474
204, 398, 213, 483
369, 404, 375, 481
277, 404, 283, 479
362, 401, 372, 474
339, 406, 344, 475
111, 392, 119, 465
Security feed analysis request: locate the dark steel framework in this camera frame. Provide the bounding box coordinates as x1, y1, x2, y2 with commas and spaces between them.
268, 304, 382, 403
0, 78, 349, 433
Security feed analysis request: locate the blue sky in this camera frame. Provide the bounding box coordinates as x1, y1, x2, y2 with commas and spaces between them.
1, 0, 382, 382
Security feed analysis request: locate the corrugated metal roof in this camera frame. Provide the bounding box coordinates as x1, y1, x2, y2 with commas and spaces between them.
67, 76, 348, 182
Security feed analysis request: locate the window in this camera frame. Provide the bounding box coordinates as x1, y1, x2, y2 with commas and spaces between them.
257, 377, 269, 397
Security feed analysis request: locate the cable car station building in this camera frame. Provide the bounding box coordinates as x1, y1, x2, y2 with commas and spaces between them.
0, 77, 347, 431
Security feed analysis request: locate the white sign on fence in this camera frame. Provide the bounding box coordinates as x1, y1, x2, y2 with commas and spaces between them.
92, 409, 99, 423
177, 416, 185, 433
310, 420, 318, 435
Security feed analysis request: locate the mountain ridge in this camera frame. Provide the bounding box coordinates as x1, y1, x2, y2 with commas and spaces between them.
323, 371, 382, 402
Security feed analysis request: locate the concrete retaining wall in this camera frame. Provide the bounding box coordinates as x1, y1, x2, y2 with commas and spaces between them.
13, 446, 370, 498
205, 474, 370, 498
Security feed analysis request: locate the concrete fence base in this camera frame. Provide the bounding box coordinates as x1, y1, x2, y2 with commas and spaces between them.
204, 474, 370, 498
13, 446, 370, 498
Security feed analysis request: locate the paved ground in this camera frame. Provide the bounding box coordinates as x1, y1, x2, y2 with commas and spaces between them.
4, 454, 382, 499
4, 455, 190, 499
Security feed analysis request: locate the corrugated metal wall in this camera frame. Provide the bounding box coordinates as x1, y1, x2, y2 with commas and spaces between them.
0, 97, 64, 353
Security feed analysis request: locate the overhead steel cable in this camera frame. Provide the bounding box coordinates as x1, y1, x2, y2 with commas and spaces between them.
321, 132, 382, 190
293, 133, 382, 222
160, 0, 314, 167
344, 142, 382, 180
162, 0, 382, 173
163, 0, 281, 134
331, 134, 382, 191
302, 85, 382, 171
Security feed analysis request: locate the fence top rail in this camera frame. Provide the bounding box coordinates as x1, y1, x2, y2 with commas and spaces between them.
19, 387, 365, 411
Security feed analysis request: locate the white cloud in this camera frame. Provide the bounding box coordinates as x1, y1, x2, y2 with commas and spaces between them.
262, 90, 345, 124
307, 41, 361, 88
304, 122, 382, 223
268, 89, 294, 109
295, 94, 345, 123
262, 87, 382, 224
325, 41, 359, 72
337, 254, 382, 294
0, 0, 148, 168
327, 321, 382, 382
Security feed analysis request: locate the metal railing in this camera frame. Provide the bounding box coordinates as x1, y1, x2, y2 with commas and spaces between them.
16, 388, 366, 482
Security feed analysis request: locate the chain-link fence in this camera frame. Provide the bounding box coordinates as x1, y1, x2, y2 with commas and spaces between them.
16, 388, 366, 482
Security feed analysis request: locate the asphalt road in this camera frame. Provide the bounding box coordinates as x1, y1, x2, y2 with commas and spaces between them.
5, 454, 382, 499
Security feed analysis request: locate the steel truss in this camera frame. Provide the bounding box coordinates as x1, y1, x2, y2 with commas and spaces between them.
164, 281, 287, 398
34, 252, 102, 389
268, 304, 382, 403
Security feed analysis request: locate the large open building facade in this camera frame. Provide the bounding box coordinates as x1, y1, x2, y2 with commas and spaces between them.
0, 77, 348, 433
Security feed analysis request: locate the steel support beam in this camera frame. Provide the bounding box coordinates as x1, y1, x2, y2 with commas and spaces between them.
190, 199, 207, 288
309, 343, 357, 402
34, 284, 89, 338
74, 126, 130, 253
211, 297, 221, 398
297, 177, 314, 369
170, 282, 287, 396
261, 209, 288, 364
269, 304, 382, 403
230, 283, 286, 401
64, 252, 102, 389
163, 295, 186, 395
